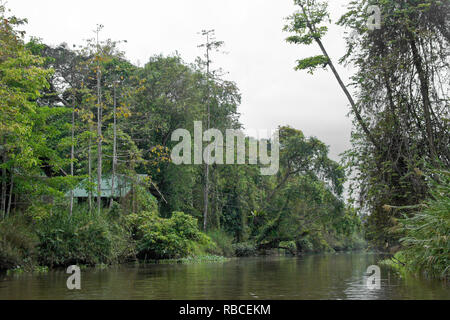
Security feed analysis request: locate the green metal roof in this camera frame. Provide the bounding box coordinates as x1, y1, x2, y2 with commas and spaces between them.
69, 174, 148, 198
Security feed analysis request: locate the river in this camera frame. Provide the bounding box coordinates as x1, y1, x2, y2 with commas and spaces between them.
0, 253, 448, 300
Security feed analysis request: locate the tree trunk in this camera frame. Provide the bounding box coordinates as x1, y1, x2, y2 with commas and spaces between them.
409, 38, 437, 162
203, 163, 209, 232
6, 173, 13, 218
110, 83, 117, 208
316, 39, 379, 150
70, 105, 75, 217
1, 152, 6, 219
203, 33, 211, 232
88, 123, 93, 213
97, 64, 102, 215
299, 4, 380, 151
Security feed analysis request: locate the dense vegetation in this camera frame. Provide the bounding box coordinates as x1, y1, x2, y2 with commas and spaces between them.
387, 170, 449, 279
0, 0, 448, 280
283, 0, 448, 279
0, 2, 364, 272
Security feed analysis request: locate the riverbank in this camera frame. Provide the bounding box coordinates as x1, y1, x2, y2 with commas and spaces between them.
379, 252, 449, 282
0, 191, 367, 273
4, 255, 230, 275
4, 247, 370, 274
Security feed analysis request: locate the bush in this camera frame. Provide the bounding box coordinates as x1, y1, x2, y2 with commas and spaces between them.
233, 242, 257, 257
304, 232, 333, 253
279, 241, 297, 255
295, 231, 340, 253
398, 170, 450, 279
345, 234, 367, 251
207, 229, 234, 257
0, 217, 37, 271
135, 184, 159, 214
35, 206, 134, 267
296, 237, 313, 253
128, 211, 213, 260
325, 230, 367, 252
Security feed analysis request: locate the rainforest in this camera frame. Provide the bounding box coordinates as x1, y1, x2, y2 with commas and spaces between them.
0, 0, 448, 301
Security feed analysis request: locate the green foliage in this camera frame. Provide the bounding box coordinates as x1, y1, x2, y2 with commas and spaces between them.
284, 0, 330, 43
207, 229, 234, 257
0, 6, 53, 169
279, 241, 297, 255
397, 170, 450, 279
252, 126, 359, 253
295, 55, 329, 74
296, 237, 314, 252
0, 2, 373, 273
338, 0, 449, 250
171, 255, 229, 264
35, 206, 134, 267
128, 211, 213, 260
284, 0, 330, 72
0, 216, 37, 271
233, 242, 257, 257
306, 233, 333, 253
134, 183, 159, 214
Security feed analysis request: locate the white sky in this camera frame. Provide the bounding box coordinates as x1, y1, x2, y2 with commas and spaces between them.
8, 0, 355, 162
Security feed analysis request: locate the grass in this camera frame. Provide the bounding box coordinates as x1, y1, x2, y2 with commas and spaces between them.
397, 170, 450, 280
6, 265, 49, 275
380, 170, 450, 280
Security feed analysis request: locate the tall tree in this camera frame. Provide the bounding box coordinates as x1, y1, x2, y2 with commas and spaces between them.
198, 29, 224, 231
337, 0, 449, 247
284, 0, 380, 150
0, 5, 56, 217
95, 24, 104, 215
110, 80, 118, 208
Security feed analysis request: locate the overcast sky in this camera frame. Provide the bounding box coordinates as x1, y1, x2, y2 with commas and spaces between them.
8, 0, 355, 162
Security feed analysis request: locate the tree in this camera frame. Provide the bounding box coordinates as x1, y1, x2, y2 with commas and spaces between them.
256, 126, 346, 251
0, 4, 63, 217
284, 0, 380, 150
128, 53, 240, 221
198, 29, 225, 231
95, 24, 104, 215
338, 0, 449, 247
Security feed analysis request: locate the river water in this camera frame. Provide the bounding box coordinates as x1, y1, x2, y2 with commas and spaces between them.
0, 253, 448, 300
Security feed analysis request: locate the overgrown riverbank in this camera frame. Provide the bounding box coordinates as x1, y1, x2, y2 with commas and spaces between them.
0, 191, 219, 271
1, 2, 365, 274
0, 188, 366, 273
378, 170, 450, 281
1, 1, 447, 283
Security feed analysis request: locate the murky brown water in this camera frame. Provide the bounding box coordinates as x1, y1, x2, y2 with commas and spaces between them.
0, 253, 448, 300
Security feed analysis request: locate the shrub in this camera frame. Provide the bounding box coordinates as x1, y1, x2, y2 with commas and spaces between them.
207, 229, 234, 257
325, 230, 367, 252
233, 242, 257, 257
296, 236, 313, 253
35, 206, 134, 267
279, 241, 297, 255
345, 234, 367, 251
0, 217, 37, 271
398, 170, 450, 279
129, 211, 212, 260
135, 184, 159, 213
306, 232, 333, 253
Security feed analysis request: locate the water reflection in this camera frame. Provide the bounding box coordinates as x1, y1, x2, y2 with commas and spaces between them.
0, 253, 448, 300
